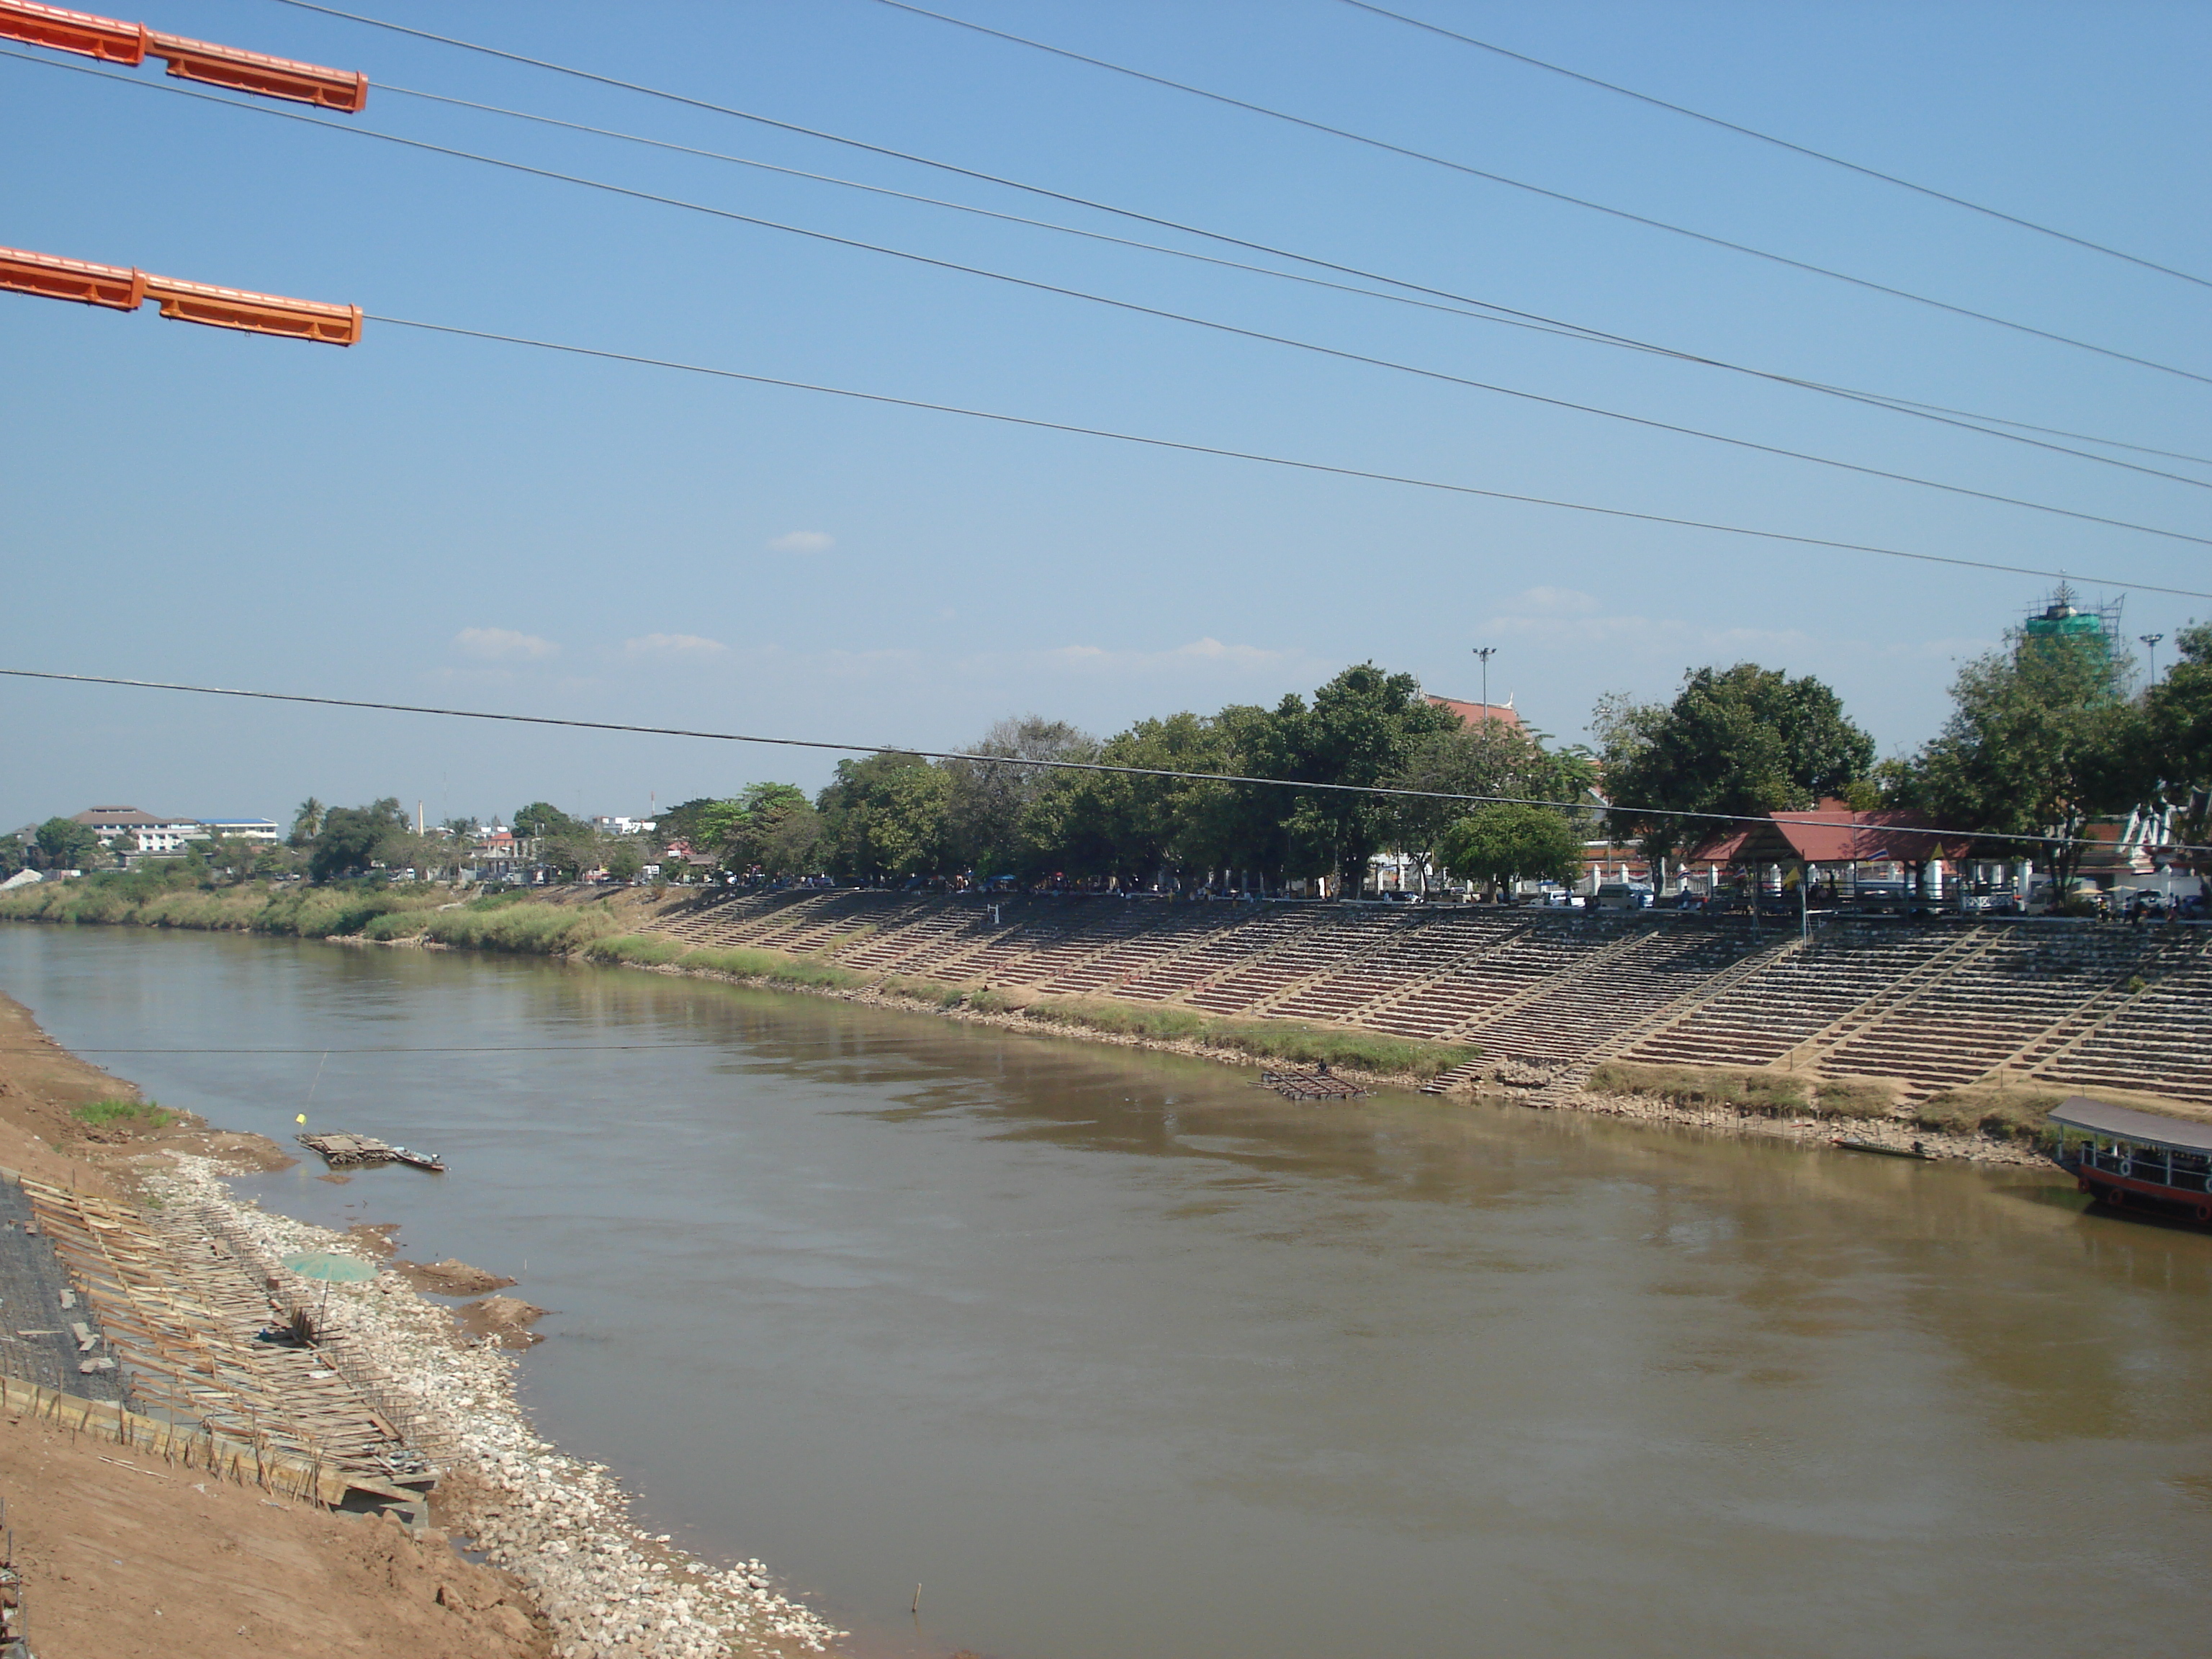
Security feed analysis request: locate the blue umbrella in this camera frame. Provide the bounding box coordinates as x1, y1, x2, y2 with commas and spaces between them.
282, 1252, 376, 1282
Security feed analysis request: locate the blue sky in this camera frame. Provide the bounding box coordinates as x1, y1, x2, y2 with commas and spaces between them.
4, 0, 2207, 830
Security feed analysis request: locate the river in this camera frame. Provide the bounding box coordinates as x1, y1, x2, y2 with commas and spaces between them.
4, 925, 2210, 1658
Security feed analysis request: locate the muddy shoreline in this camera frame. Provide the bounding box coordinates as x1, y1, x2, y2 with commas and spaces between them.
0, 989, 844, 1659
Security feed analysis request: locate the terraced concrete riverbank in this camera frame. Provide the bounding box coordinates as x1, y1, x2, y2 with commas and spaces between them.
17, 876, 2208, 1164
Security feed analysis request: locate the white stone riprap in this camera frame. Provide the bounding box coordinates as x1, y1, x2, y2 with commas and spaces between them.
147, 1156, 845, 1658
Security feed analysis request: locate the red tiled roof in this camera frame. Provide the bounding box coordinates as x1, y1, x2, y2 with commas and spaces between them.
1426, 696, 1521, 729
1684, 803, 1966, 865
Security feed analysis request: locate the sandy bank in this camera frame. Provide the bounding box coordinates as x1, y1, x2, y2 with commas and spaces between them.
147, 1155, 845, 1659
0, 991, 845, 1658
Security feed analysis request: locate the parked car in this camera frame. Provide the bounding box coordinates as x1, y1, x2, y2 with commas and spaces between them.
1595, 882, 1655, 910
1959, 883, 2018, 914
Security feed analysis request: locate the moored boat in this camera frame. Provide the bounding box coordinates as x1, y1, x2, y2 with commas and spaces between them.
297, 1130, 445, 1173
2049, 1097, 2212, 1227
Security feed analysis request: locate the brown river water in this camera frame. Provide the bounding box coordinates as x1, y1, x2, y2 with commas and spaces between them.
5, 925, 2211, 1658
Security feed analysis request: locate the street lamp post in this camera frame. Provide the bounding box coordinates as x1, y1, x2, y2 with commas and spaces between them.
2141, 633, 2166, 685
1472, 647, 1498, 727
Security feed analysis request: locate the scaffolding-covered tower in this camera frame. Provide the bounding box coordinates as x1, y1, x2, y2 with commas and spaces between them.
2024, 583, 2124, 664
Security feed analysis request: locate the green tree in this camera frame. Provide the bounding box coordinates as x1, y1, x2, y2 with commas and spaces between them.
655, 798, 722, 849
603, 842, 644, 883
1388, 719, 1597, 894
816, 755, 951, 880
289, 797, 325, 848
1278, 665, 1461, 895
1027, 711, 1232, 888
2145, 622, 2212, 868
943, 716, 1097, 880
250, 841, 302, 880
31, 817, 105, 873
719, 783, 814, 873
510, 803, 595, 881
1915, 626, 2147, 888
1179, 701, 1303, 887
1598, 664, 1875, 866
186, 832, 253, 883
512, 801, 586, 840
755, 799, 824, 876
307, 799, 407, 882
1438, 804, 1584, 894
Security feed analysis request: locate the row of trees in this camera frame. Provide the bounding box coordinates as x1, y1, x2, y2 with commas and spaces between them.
1600, 621, 2211, 885
665, 665, 1600, 892
284, 798, 654, 884
18, 611, 2202, 896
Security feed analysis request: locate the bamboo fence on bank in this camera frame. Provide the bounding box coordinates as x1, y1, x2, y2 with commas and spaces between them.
1, 1169, 441, 1507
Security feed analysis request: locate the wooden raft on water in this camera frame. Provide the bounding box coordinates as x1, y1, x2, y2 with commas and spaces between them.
297, 1132, 444, 1172
1259, 1068, 1371, 1102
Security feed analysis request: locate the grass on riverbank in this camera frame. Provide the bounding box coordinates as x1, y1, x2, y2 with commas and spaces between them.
580, 935, 1475, 1079
587, 932, 871, 992
1017, 997, 1478, 1079
0, 873, 448, 938
1905, 1085, 2065, 1143
1588, 1061, 1898, 1120
73, 1099, 176, 1130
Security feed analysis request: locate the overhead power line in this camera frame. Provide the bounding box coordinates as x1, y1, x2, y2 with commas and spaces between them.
369, 318, 2212, 594
371, 79, 2212, 493
0, 668, 2183, 851
22, 55, 2210, 547
864, 0, 2212, 389
1804, 385, 2212, 473
262, 0, 2212, 390
366, 316, 2212, 597
1336, 0, 2212, 292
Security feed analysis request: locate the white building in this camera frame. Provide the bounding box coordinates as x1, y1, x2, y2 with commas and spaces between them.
199, 818, 282, 842
591, 815, 657, 837
70, 806, 208, 854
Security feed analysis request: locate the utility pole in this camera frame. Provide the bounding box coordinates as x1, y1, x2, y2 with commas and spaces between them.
1471, 647, 1498, 727
2141, 633, 2165, 685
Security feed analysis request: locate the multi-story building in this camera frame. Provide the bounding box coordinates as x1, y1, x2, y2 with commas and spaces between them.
199, 818, 281, 842
70, 806, 207, 854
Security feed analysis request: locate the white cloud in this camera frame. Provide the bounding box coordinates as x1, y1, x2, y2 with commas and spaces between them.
452, 626, 557, 662
1032, 637, 1295, 675
768, 531, 835, 554
623, 632, 728, 660
1485, 610, 1683, 644
1511, 586, 1601, 616
1704, 626, 1816, 652
1171, 636, 1288, 668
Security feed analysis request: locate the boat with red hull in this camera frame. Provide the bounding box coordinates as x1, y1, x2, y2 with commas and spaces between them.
2049, 1097, 2212, 1228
